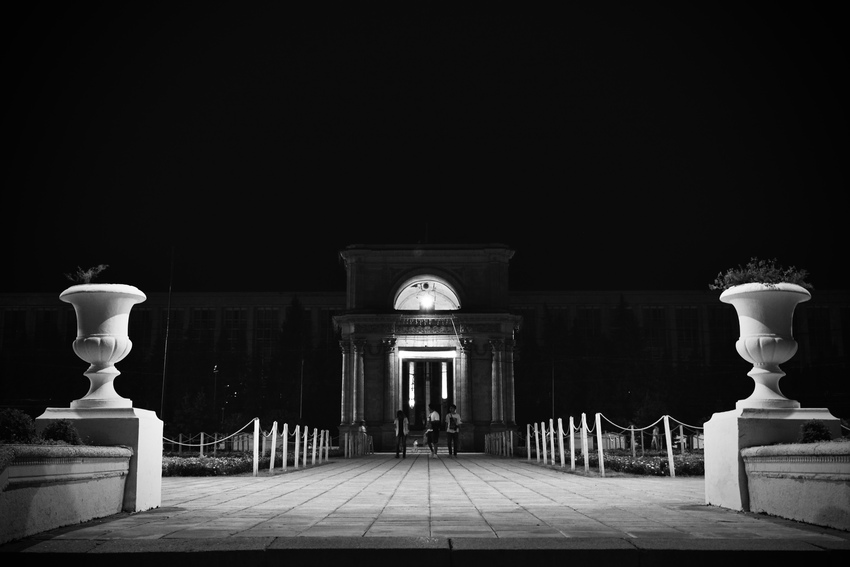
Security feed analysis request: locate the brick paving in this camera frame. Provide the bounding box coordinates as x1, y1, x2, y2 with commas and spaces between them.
3, 453, 849, 562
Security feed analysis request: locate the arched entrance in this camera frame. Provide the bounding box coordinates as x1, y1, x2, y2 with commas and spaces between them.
400, 357, 455, 430
334, 244, 521, 452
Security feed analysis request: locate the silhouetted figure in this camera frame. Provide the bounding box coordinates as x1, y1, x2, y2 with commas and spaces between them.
445, 404, 461, 457
394, 410, 409, 458
426, 404, 440, 457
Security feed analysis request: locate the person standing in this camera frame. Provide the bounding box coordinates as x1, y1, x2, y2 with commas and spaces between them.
445, 404, 461, 457
426, 404, 441, 457
394, 410, 409, 458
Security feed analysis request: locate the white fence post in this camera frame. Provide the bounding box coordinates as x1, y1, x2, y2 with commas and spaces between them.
312, 428, 318, 465
558, 418, 565, 468
664, 415, 676, 477
526, 424, 531, 460
294, 425, 300, 468
541, 421, 549, 464
303, 426, 309, 467
319, 429, 325, 464
534, 423, 541, 462
282, 423, 289, 471
569, 416, 576, 471
200, 432, 205, 457
595, 413, 605, 477
325, 430, 329, 461
269, 421, 277, 473
580, 413, 589, 473
252, 418, 260, 477
549, 418, 555, 464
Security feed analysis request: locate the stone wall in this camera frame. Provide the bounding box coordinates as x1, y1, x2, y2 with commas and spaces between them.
741, 441, 850, 531
0, 444, 132, 544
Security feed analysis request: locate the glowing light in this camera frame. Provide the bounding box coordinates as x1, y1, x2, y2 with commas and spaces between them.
419, 293, 434, 309
441, 361, 448, 400
408, 361, 415, 409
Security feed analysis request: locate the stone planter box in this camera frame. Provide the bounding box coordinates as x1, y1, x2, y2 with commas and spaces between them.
741, 441, 850, 531
0, 444, 132, 545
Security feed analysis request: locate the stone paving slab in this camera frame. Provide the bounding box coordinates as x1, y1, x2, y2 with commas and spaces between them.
2, 453, 849, 562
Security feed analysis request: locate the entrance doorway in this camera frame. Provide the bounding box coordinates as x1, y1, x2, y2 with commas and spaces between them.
402, 360, 454, 430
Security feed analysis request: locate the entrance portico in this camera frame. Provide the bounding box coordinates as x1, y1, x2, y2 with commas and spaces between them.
334, 244, 521, 452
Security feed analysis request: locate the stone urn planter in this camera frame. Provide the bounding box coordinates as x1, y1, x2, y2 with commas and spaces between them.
720, 282, 810, 409
59, 283, 147, 409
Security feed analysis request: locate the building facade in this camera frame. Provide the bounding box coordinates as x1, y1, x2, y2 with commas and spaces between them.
1, 244, 848, 448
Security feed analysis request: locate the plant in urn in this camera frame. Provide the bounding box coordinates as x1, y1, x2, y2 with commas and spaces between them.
710, 258, 812, 409
60, 265, 146, 409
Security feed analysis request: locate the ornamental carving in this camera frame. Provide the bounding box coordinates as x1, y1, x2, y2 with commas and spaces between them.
352, 318, 503, 335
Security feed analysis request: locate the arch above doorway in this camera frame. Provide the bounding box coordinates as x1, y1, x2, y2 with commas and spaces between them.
394, 276, 461, 311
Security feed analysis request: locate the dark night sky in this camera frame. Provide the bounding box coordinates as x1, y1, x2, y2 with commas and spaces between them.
3, 4, 846, 295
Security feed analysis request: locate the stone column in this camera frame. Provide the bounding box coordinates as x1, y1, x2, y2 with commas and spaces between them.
458, 338, 474, 452
353, 339, 366, 424
490, 339, 504, 425
383, 337, 398, 422
505, 338, 516, 426
457, 338, 473, 421
339, 340, 351, 425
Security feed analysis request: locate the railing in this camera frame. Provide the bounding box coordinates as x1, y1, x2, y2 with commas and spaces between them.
484, 430, 515, 457
523, 413, 704, 477
163, 418, 333, 477
342, 431, 374, 457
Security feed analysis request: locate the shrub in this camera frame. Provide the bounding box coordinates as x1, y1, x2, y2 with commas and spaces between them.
0, 410, 85, 446
798, 420, 832, 443
516, 447, 705, 476
162, 448, 344, 476
40, 419, 84, 445
709, 257, 812, 291
65, 264, 109, 284
0, 408, 37, 443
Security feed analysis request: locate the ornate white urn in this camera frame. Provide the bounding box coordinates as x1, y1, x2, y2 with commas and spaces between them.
720, 282, 811, 409
59, 283, 146, 409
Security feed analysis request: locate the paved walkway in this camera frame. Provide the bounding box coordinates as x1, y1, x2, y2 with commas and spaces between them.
3, 453, 849, 563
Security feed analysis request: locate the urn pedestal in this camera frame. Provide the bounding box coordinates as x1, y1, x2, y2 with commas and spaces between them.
36, 407, 163, 512
704, 407, 839, 511
705, 283, 840, 511
36, 283, 162, 513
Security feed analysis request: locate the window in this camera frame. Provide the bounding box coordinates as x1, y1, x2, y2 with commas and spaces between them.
643, 306, 667, 358
191, 308, 216, 344
254, 308, 279, 348
394, 277, 460, 310
675, 306, 699, 360
223, 308, 246, 347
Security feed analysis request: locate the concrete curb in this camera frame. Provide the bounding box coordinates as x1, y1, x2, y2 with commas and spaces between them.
4, 535, 849, 566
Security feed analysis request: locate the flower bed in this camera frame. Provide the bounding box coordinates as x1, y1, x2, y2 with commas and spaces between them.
162, 449, 343, 476
518, 448, 705, 476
